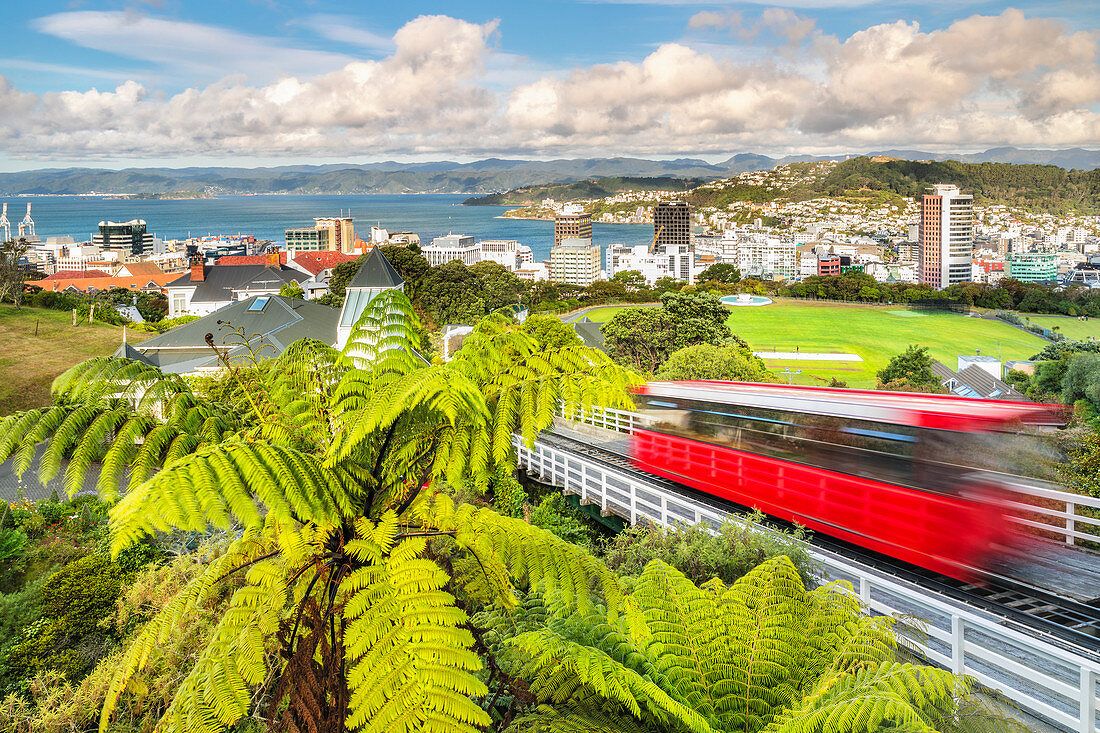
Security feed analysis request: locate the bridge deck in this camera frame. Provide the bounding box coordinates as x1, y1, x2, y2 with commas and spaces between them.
548, 420, 1100, 606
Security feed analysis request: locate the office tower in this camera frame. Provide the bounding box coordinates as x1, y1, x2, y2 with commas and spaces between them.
918, 184, 973, 289
554, 206, 592, 247
285, 227, 333, 252
314, 217, 356, 254
653, 201, 692, 253
424, 234, 479, 266
94, 219, 155, 256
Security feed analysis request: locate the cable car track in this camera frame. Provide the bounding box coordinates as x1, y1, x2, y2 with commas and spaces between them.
535, 429, 1100, 659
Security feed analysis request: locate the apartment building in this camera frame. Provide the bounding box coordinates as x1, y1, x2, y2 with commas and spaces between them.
314, 217, 356, 254
919, 184, 974, 289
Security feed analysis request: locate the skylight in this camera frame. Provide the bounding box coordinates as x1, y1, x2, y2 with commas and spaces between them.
248, 296, 270, 312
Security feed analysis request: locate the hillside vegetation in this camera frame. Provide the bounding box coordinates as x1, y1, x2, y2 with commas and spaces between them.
813, 157, 1100, 213
464, 176, 705, 205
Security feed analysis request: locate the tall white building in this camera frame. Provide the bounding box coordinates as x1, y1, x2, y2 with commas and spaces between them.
551, 237, 600, 286
424, 234, 478, 267
734, 236, 797, 280
919, 184, 973, 289
478, 240, 534, 270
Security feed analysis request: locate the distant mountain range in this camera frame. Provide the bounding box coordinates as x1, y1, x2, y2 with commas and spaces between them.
2, 147, 1099, 196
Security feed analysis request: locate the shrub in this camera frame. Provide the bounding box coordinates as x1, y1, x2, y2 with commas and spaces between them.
528, 494, 598, 547
36, 502, 65, 527
601, 510, 817, 587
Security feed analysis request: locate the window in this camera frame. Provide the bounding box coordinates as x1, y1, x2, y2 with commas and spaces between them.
248, 296, 270, 312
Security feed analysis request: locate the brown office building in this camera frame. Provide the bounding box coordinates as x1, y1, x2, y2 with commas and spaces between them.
554, 209, 592, 247
653, 201, 692, 252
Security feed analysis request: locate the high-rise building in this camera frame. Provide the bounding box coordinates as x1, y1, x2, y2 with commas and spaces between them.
653, 202, 692, 253
554, 206, 592, 247
285, 227, 333, 252
918, 184, 973, 289
94, 220, 154, 256
550, 237, 600, 286
314, 217, 356, 254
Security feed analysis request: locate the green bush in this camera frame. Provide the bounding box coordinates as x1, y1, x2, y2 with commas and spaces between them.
529, 494, 597, 547
114, 541, 163, 574
3, 555, 125, 687
601, 510, 818, 587
37, 502, 66, 526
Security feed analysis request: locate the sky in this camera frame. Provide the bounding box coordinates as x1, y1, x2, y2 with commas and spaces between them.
0, 0, 1097, 170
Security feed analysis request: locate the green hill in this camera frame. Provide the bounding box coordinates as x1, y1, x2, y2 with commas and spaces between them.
463, 176, 705, 205
812, 157, 1100, 213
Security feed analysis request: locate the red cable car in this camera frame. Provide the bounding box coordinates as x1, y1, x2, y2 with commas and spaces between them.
631, 381, 1064, 581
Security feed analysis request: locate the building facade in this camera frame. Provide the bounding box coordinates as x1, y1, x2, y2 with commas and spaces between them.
554, 207, 592, 247
314, 217, 356, 254
93, 220, 154, 256
1005, 252, 1058, 283
285, 227, 333, 252
424, 234, 479, 267
919, 184, 973, 289
653, 202, 692, 252
478, 239, 534, 271
550, 237, 600, 286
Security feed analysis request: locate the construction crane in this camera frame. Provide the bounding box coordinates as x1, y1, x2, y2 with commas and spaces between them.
649, 224, 664, 255
17, 203, 34, 239
0, 203, 9, 242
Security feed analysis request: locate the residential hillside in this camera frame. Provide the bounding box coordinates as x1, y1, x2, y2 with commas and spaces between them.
462, 177, 705, 206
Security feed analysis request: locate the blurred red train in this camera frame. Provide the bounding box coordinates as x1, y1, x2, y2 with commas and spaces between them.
631, 381, 1064, 581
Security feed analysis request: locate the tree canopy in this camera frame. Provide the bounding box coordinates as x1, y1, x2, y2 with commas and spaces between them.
604, 292, 735, 373
876, 345, 945, 393
655, 343, 775, 383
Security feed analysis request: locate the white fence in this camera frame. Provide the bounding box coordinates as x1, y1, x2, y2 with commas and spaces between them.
516, 435, 1100, 732
560, 404, 1100, 549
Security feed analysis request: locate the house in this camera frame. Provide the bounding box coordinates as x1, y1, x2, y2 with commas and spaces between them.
115, 295, 340, 374
336, 248, 405, 350
164, 254, 307, 317
931, 360, 1026, 401
35, 265, 176, 295
287, 250, 361, 300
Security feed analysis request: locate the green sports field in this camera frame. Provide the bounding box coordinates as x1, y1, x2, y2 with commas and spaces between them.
581, 301, 1047, 387
1025, 315, 1100, 342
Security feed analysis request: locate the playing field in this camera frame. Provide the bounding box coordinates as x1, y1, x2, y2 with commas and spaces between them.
581, 301, 1047, 387
1025, 315, 1100, 342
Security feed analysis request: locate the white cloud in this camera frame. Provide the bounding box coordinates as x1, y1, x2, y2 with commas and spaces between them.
4, 9, 1099, 162
299, 14, 395, 52
33, 10, 355, 83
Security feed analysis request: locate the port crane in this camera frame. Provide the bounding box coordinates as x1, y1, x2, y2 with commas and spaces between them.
0, 204, 9, 242
17, 203, 34, 239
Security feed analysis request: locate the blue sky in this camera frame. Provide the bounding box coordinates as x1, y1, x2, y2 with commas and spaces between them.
0, 1, 1096, 169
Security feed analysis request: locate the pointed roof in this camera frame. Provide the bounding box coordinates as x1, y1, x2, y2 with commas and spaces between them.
347, 248, 403, 290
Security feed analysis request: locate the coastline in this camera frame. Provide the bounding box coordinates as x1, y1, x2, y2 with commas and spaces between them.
494, 212, 651, 225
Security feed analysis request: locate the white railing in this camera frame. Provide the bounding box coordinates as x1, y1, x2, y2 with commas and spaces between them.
559, 404, 1100, 549
516, 435, 1100, 733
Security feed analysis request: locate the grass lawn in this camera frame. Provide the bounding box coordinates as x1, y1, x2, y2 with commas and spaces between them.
582, 301, 1047, 388
0, 305, 150, 414
1025, 315, 1100, 342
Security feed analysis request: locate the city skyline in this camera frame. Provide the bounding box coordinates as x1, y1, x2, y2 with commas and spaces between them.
0, 1, 1097, 170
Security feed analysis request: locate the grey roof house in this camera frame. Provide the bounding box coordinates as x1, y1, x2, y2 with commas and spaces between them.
165, 256, 308, 318
116, 295, 340, 374
336, 248, 405, 350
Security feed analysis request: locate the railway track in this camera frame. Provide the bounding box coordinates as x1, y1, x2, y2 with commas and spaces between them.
536, 428, 1100, 659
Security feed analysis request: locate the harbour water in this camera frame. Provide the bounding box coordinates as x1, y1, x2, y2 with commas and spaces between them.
9, 194, 654, 263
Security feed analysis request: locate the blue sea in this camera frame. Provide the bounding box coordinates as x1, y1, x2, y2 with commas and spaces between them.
9, 194, 654, 263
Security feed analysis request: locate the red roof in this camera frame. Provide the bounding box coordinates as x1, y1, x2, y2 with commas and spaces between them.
216, 253, 288, 266
41, 269, 112, 281
289, 250, 359, 276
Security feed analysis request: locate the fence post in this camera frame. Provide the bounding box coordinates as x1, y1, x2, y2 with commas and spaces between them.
1080, 667, 1096, 733
951, 616, 965, 675
1066, 501, 1076, 546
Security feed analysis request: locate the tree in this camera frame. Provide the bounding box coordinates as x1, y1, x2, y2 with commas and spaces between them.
521, 314, 582, 350
655, 343, 776, 383
876, 345, 944, 393
493, 556, 1006, 733
0, 290, 638, 733
604, 292, 735, 373
418, 260, 486, 326
278, 281, 305, 300
0, 238, 30, 309
379, 245, 430, 298
697, 263, 741, 284
611, 270, 646, 291
470, 261, 524, 313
